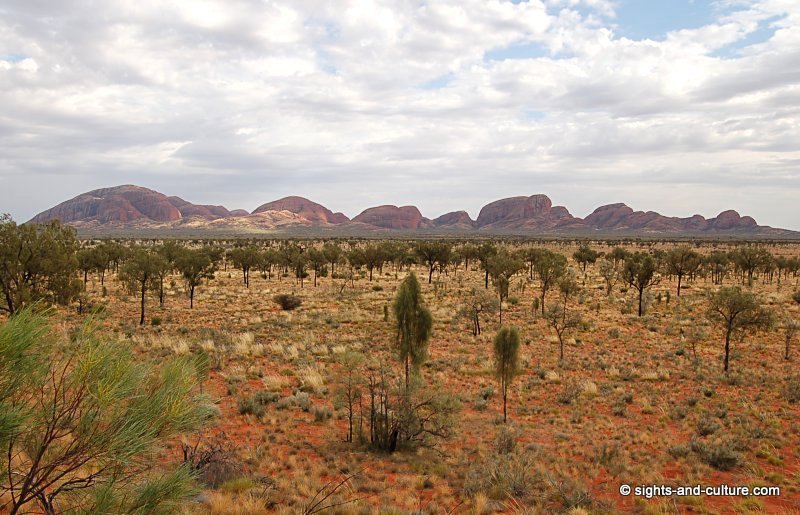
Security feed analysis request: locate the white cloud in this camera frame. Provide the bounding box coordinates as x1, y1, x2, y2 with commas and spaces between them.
0, 0, 798, 229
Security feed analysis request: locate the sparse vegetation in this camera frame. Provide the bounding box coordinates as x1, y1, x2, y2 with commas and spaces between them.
0, 234, 797, 512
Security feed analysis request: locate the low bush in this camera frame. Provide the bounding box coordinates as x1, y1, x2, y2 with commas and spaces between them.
273, 294, 302, 310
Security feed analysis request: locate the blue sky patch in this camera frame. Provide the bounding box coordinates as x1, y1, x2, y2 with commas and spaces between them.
2, 53, 27, 63
419, 73, 453, 90
612, 0, 718, 40
484, 40, 548, 62
712, 14, 785, 59
525, 109, 546, 122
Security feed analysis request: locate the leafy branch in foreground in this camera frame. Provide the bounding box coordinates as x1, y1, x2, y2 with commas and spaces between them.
0, 308, 216, 514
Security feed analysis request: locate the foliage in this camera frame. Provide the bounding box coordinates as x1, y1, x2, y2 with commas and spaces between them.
545, 304, 581, 361
487, 248, 524, 323
273, 294, 302, 310
622, 252, 660, 316
598, 258, 617, 296
706, 286, 773, 372
572, 244, 598, 272
456, 288, 499, 336
0, 309, 215, 514
393, 272, 433, 390
415, 241, 452, 284
493, 326, 520, 423
119, 248, 168, 325
533, 249, 567, 315
663, 246, 702, 297
0, 216, 81, 314
175, 247, 217, 308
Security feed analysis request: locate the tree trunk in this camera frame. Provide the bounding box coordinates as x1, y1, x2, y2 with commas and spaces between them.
405, 354, 409, 395
677, 273, 682, 297
140, 282, 146, 325
502, 380, 507, 423
724, 328, 731, 372
190, 285, 194, 309
638, 288, 643, 317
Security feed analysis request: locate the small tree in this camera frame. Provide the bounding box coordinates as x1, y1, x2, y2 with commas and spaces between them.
664, 246, 702, 297
393, 272, 433, 393
706, 286, 773, 372
493, 326, 520, 423
334, 351, 365, 443
477, 242, 498, 289
609, 247, 629, 269
0, 309, 215, 514
487, 249, 524, 324
557, 269, 580, 312
119, 249, 167, 325
707, 251, 730, 285
362, 244, 385, 282
322, 242, 343, 278
598, 258, 617, 296
729, 246, 772, 287
622, 252, 660, 316
77, 247, 96, 286
175, 248, 217, 308
573, 244, 598, 273
415, 242, 451, 284
306, 248, 328, 287
533, 250, 567, 315
0, 216, 81, 315
545, 304, 581, 361
456, 288, 499, 336
227, 246, 259, 287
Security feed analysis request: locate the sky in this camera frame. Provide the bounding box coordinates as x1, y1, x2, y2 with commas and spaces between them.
1, 0, 799, 229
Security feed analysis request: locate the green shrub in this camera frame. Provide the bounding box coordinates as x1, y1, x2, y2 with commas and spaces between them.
668, 444, 691, 459
312, 405, 333, 422
273, 294, 302, 310
696, 416, 720, 436
556, 382, 581, 405
691, 439, 742, 471
237, 396, 266, 418
494, 426, 517, 455
785, 376, 800, 404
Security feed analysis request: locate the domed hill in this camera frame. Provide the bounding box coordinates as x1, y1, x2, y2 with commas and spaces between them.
30, 185, 243, 224
253, 196, 348, 224
584, 204, 760, 232
352, 205, 430, 230
475, 194, 584, 230
432, 211, 475, 228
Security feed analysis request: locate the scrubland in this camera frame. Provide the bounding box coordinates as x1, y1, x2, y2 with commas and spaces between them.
19, 240, 800, 513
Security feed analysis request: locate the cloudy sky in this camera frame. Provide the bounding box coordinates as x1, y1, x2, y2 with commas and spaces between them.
1, 0, 799, 228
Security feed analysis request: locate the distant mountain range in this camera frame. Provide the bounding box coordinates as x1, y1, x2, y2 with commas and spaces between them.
28, 184, 795, 236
